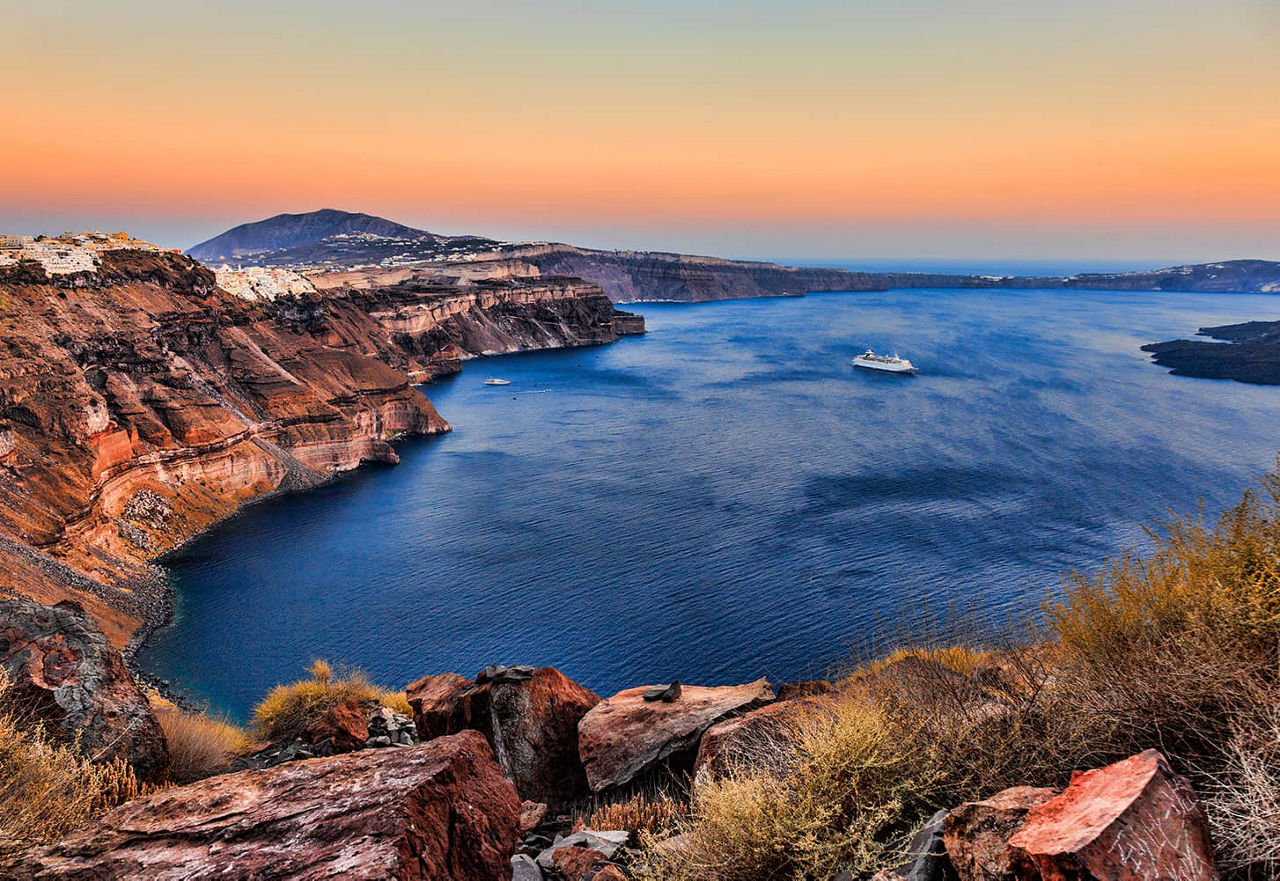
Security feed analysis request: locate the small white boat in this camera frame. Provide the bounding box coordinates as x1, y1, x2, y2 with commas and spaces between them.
852, 349, 916, 374
483, 377, 511, 386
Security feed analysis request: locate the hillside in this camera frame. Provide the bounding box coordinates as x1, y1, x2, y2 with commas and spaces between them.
0, 243, 642, 651
189, 210, 1280, 301
187, 209, 498, 265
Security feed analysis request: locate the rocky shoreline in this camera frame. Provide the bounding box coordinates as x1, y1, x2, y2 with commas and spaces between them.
0, 597, 1226, 880
0, 248, 644, 657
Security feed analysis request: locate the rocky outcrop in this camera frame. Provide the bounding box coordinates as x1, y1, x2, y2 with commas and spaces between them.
578, 678, 775, 791
8, 729, 522, 880
328, 276, 645, 381
943, 786, 1058, 881
1007, 750, 1218, 881
1143, 319, 1280, 385
513, 244, 885, 302
408, 665, 601, 804
0, 247, 641, 649
0, 250, 448, 648
0, 597, 167, 780
693, 695, 827, 779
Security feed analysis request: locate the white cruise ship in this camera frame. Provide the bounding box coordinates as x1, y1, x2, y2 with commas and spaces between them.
852, 349, 916, 374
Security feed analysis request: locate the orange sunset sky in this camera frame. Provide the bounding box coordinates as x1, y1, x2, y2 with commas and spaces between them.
3, 0, 1278, 264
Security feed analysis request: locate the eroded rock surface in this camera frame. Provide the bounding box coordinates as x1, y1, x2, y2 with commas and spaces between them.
408, 665, 601, 804
1007, 750, 1218, 881
0, 596, 167, 780
943, 786, 1057, 881
9, 729, 521, 880
693, 695, 828, 779
578, 678, 774, 791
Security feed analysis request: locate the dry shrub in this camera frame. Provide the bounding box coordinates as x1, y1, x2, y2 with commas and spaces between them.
0, 670, 144, 855
641, 693, 931, 880
156, 709, 250, 784
644, 465, 1280, 880
1206, 707, 1280, 873
587, 791, 685, 842
252, 659, 408, 742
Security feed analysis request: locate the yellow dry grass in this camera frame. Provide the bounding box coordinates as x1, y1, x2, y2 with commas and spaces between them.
0, 670, 145, 855
643, 462, 1280, 880
155, 708, 251, 784
252, 659, 409, 743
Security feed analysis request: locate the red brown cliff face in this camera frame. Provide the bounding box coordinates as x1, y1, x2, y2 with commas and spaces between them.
0, 251, 448, 647
0, 250, 643, 649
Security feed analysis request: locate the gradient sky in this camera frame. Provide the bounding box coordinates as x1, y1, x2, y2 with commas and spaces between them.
3, 0, 1278, 263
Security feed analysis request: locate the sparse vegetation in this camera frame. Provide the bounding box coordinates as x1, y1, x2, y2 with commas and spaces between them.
587, 791, 685, 844
251, 659, 410, 743
0, 670, 145, 856
642, 464, 1280, 879
155, 708, 251, 784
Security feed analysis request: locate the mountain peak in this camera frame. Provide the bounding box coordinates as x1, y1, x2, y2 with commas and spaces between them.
187, 210, 436, 262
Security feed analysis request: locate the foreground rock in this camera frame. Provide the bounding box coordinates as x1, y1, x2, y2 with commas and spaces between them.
1007, 749, 1218, 880
943, 786, 1057, 881
578, 678, 774, 791
9, 730, 521, 880
408, 665, 601, 804
0, 597, 167, 780
693, 695, 828, 779
303, 696, 368, 751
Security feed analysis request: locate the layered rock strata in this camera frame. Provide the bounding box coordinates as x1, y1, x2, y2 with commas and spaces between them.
0, 249, 641, 649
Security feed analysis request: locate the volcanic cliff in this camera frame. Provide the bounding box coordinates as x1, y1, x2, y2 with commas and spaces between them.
0, 248, 642, 650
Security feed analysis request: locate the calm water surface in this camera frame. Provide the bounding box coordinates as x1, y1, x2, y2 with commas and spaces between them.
138, 289, 1280, 719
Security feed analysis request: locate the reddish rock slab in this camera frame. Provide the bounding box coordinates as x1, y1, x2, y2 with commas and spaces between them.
8, 730, 520, 880
303, 696, 368, 751
407, 671, 480, 739
578, 678, 774, 791
0, 597, 168, 780
1007, 749, 1218, 881
520, 800, 549, 835
777, 679, 835, 701
408, 666, 600, 804
944, 786, 1057, 881
551, 845, 611, 880
694, 696, 828, 779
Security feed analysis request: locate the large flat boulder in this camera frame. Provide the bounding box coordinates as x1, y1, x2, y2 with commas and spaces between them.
1007, 750, 1218, 880
407, 665, 600, 804
578, 678, 774, 791
0, 597, 167, 780
8, 729, 521, 880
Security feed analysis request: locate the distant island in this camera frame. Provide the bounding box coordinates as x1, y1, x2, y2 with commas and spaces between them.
1144, 320, 1280, 385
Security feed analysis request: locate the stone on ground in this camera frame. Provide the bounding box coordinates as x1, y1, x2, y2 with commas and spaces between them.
7, 729, 521, 880
303, 696, 368, 752
407, 665, 600, 804
0, 597, 168, 780
578, 678, 774, 791
1007, 749, 1218, 881
943, 786, 1057, 881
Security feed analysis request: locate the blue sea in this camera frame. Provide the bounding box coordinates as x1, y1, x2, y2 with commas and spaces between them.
137, 288, 1280, 720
